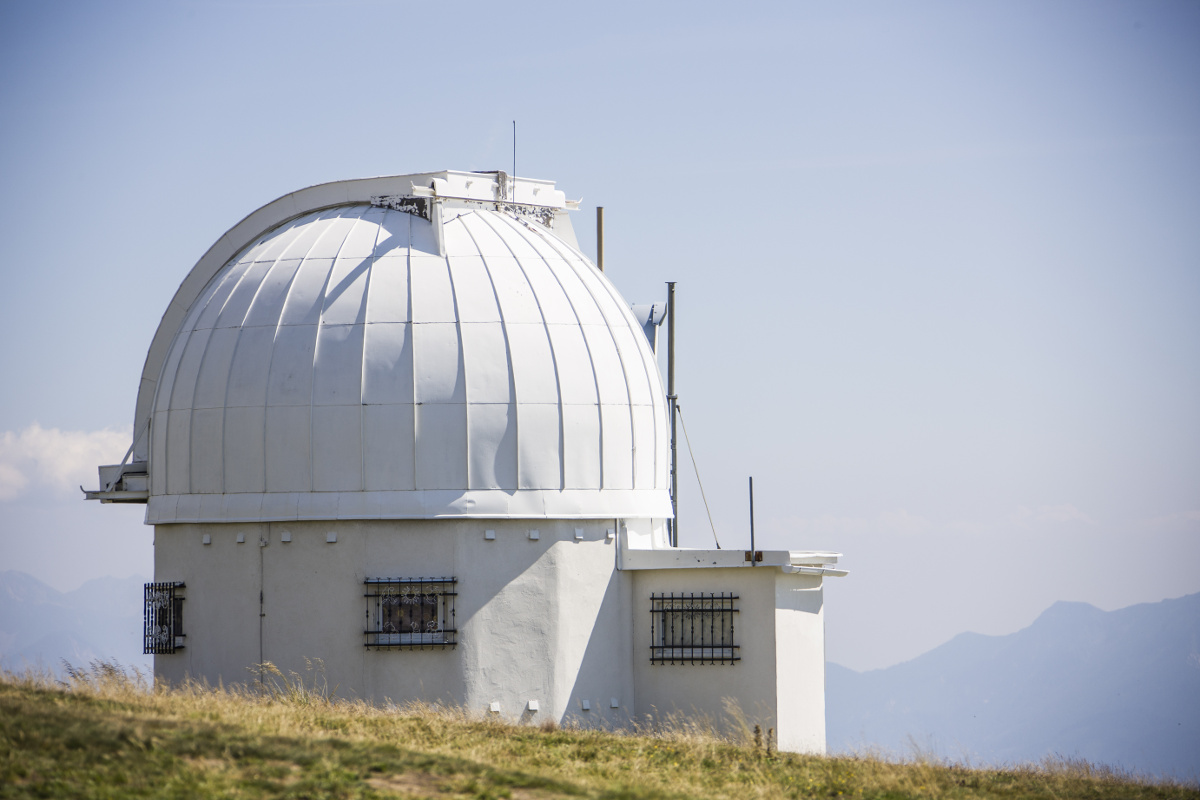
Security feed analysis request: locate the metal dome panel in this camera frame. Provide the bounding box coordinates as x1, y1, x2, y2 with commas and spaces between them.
145, 196, 670, 523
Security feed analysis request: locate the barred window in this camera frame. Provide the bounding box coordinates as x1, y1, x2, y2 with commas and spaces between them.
364, 578, 457, 650
650, 592, 739, 665
144, 582, 185, 654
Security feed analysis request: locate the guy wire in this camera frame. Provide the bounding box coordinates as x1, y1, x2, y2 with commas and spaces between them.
677, 403, 721, 549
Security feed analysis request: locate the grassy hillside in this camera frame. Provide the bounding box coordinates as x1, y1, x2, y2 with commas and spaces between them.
1, 663, 1195, 800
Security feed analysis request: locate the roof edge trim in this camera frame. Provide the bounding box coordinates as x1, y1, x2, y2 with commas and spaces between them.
146, 489, 673, 525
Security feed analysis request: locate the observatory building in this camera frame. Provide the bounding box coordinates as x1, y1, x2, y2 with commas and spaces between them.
88, 170, 845, 752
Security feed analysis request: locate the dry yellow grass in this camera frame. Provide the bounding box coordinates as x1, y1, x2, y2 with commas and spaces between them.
1, 659, 1195, 799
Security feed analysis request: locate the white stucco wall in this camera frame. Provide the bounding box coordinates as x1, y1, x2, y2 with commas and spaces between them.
153, 518, 634, 727
773, 572, 826, 754
630, 566, 827, 752
631, 568, 777, 733
153, 521, 828, 748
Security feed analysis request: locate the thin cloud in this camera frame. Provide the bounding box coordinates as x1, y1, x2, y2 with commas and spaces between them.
766, 509, 932, 537
0, 424, 131, 501
877, 509, 932, 535
1141, 510, 1200, 531
1012, 504, 1094, 527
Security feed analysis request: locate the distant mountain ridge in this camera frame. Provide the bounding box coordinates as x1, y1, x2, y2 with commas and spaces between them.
0, 570, 151, 674
827, 592, 1200, 779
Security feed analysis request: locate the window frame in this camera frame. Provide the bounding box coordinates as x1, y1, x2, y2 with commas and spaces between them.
649, 591, 739, 665
364, 577, 457, 650
144, 581, 185, 654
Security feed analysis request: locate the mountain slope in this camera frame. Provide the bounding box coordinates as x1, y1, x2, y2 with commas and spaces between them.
827, 593, 1200, 779
0, 570, 150, 674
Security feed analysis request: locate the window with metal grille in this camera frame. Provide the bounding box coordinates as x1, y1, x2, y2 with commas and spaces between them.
650, 592, 739, 665
144, 582, 185, 654
364, 578, 457, 650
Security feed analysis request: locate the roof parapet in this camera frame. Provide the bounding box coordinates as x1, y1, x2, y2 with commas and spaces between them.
407, 170, 570, 208
617, 540, 846, 575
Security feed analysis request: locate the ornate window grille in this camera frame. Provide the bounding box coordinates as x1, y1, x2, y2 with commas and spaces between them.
650, 592, 739, 665
364, 577, 457, 650
144, 582, 185, 654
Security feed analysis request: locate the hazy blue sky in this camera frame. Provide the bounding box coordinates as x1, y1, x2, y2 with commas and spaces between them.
1, 0, 1197, 671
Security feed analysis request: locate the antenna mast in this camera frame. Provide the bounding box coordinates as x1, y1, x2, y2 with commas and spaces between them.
749, 476, 755, 564
668, 281, 678, 546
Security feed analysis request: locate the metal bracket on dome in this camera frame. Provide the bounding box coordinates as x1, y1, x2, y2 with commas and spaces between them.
370, 195, 431, 221
83, 459, 149, 503
631, 302, 668, 354
370, 193, 555, 228
497, 203, 556, 228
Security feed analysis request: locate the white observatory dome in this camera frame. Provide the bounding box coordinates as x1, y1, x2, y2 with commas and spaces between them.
137, 173, 670, 524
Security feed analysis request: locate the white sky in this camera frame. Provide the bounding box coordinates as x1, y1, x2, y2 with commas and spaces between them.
1, 1, 1197, 671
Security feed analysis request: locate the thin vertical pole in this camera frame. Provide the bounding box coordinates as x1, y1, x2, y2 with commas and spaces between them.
749, 476, 755, 564
258, 539, 265, 680
512, 120, 516, 201
667, 281, 677, 547
596, 206, 605, 272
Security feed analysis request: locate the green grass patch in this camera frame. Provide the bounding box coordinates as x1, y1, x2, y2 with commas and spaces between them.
0, 662, 1195, 800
